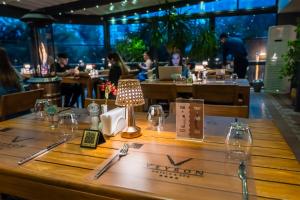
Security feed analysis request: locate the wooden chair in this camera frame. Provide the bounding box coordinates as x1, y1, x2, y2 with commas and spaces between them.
120, 74, 136, 79
169, 102, 248, 118
0, 89, 44, 121
84, 98, 143, 112
141, 83, 177, 102
204, 104, 248, 118
192, 84, 238, 105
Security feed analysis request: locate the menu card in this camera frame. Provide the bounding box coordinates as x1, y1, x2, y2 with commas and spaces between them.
176, 98, 204, 141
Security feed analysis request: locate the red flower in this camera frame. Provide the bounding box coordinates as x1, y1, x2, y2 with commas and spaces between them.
99, 83, 105, 91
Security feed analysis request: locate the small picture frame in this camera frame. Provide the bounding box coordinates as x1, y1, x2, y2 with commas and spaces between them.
80, 129, 101, 149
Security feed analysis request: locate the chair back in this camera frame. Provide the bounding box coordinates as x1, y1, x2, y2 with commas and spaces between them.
0, 89, 44, 120
120, 74, 136, 79
205, 104, 248, 118
141, 83, 177, 101
169, 102, 248, 118
192, 84, 237, 105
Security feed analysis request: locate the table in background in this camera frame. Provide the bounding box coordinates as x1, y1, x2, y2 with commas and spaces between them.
0, 111, 299, 199
141, 79, 250, 106
62, 74, 108, 106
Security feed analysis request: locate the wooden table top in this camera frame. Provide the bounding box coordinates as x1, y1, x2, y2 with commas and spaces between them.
0, 111, 299, 200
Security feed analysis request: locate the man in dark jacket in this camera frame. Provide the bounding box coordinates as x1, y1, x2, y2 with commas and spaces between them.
220, 33, 248, 78
51, 53, 82, 107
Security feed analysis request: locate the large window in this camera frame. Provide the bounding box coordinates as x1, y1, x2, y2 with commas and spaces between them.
0, 16, 31, 66
215, 13, 277, 59
53, 24, 104, 64
109, 23, 145, 47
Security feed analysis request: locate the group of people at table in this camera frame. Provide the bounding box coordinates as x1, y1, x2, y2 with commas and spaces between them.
0, 33, 248, 108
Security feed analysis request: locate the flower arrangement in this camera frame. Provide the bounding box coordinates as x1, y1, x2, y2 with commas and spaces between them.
99, 81, 117, 104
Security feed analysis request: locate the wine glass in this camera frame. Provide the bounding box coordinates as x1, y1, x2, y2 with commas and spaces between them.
147, 105, 165, 131
57, 112, 79, 141
33, 99, 50, 120
225, 121, 253, 161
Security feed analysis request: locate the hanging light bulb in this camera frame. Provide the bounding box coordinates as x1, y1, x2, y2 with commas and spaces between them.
121, 0, 128, 7
109, 3, 114, 11
132, 0, 138, 4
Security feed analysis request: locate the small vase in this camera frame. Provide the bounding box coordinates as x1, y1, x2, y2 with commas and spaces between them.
101, 104, 108, 114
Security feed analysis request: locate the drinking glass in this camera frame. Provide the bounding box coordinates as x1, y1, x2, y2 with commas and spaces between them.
225, 122, 253, 161
33, 99, 50, 120
57, 112, 79, 140
231, 73, 238, 81
147, 105, 165, 131
45, 105, 59, 129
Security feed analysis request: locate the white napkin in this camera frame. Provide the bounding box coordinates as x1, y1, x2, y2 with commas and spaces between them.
100, 107, 126, 136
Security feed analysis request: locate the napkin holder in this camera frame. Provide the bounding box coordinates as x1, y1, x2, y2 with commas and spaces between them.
100, 107, 126, 136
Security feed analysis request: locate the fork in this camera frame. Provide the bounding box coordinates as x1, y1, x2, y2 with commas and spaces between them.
94, 143, 129, 179
238, 161, 248, 200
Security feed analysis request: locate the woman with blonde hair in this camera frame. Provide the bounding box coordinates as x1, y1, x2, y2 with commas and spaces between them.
0, 48, 24, 96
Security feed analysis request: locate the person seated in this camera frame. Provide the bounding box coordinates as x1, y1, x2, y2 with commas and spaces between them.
51, 53, 82, 107
107, 52, 129, 86
168, 50, 190, 79
137, 51, 153, 81
0, 48, 24, 96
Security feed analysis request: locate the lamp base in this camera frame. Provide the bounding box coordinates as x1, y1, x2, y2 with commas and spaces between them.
121, 126, 142, 139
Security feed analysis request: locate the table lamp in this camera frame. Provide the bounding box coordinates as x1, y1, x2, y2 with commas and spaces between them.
115, 79, 145, 139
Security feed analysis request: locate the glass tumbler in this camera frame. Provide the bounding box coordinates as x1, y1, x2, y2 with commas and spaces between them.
225, 122, 253, 161
147, 105, 165, 131
57, 112, 79, 140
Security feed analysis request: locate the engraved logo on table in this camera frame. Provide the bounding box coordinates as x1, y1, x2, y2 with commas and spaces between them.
147, 155, 204, 180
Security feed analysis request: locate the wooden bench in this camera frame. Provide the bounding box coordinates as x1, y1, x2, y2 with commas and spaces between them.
0, 89, 44, 121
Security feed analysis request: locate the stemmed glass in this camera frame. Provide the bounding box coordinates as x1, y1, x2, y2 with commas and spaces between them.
33, 99, 50, 120
225, 121, 253, 161
57, 112, 79, 141
147, 105, 165, 131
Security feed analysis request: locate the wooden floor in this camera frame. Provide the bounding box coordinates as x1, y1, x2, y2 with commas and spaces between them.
249, 89, 300, 161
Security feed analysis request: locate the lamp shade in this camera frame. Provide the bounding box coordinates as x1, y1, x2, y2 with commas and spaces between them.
115, 79, 145, 107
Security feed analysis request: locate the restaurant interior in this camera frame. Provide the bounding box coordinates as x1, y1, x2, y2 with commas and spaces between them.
0, 0, 300, 199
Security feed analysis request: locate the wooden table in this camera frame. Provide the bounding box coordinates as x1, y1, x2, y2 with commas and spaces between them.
141, 79, 250, 107
0, 112, 299, 199
62, 74, 108, 99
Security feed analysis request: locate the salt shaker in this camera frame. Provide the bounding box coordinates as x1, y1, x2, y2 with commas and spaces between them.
87, 101, 100, 130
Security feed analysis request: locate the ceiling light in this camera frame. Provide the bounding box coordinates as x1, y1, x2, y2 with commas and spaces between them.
109, 3, 114, 11
132, 0, 137, 4
2, 1, 6, 5
121, 0, 128, 7
96, 5, 99, 8
83, 8, 86, 11
59, 12, 62, 15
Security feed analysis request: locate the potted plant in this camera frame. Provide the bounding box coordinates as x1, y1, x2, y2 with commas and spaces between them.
189, 28, 218, 63
281, 23, 300, 111
115, 35, 147, 62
